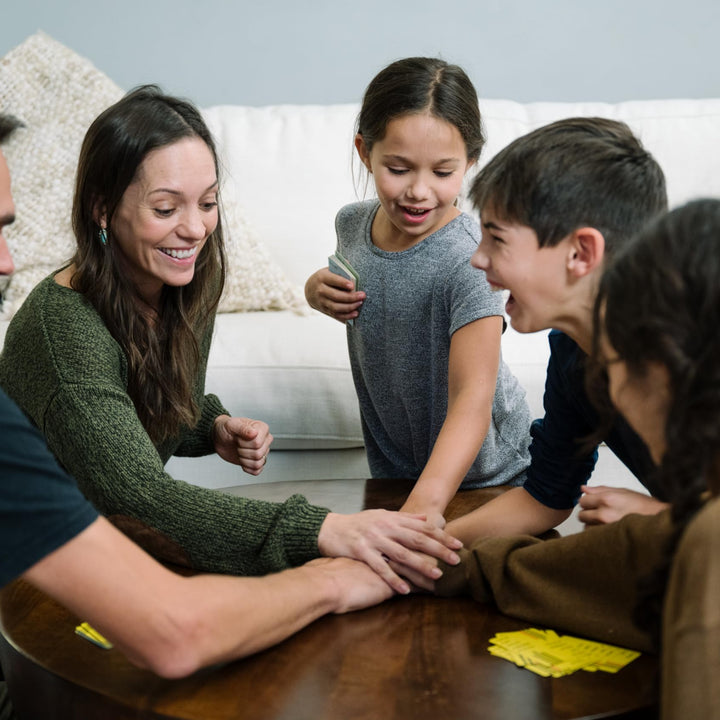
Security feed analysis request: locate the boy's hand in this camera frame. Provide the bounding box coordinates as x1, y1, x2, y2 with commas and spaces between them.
578, 485, 669, 525
305, 267, 365, 322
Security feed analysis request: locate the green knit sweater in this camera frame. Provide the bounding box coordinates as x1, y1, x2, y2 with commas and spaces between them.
0, 275, 330, 575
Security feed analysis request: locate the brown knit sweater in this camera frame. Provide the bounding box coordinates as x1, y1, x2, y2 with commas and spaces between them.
435, 509, 674, 653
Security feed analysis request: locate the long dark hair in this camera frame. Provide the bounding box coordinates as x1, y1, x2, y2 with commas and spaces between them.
71, 85, 226, 443
356, 57, 485, 164
593, 198, 720, 637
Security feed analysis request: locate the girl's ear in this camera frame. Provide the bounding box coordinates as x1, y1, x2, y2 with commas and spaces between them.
354, 133, 372, 172
567, 227, 605, 278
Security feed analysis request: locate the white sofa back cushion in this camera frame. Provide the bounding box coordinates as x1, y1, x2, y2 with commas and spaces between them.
204, 99, 720, 292
198, 98, 720, 454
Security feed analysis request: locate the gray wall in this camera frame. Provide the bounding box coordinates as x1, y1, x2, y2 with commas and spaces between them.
1, 0, 719, 107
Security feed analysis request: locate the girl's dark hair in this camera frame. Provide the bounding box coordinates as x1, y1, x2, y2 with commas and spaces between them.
356, 57, 485, 163
71, 85, 226, 443
592, 198, 720, 639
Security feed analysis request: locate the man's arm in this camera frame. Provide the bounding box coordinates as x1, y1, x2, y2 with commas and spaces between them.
23, 517, 393, 679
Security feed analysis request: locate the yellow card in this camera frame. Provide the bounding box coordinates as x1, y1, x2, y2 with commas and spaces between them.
75, 622, 113, 650
488, 628, 639, 677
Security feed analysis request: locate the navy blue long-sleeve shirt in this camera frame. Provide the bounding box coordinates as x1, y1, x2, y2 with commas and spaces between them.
523, 330, 660, 509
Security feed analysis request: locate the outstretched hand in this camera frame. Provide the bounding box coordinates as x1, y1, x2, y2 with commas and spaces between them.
316, 510, 462, 594
578, 485, 669, 526
304, 556, 396, 613
213, 415, 273, 475
305, 267, 365, 323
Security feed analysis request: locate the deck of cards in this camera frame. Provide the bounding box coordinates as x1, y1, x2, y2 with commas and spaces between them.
328, 251, 360, 327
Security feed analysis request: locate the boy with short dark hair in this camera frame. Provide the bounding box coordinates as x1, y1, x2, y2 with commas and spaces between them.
446, 117, 669, 543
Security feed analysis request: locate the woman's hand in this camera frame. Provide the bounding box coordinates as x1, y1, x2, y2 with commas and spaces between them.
305, 267, 365, 322
316, 510, 462, 594
578, 485, 669, 525
213, 415, 273, 475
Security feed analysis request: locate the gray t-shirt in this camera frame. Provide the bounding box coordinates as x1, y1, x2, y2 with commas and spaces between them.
336, 200, 531, 489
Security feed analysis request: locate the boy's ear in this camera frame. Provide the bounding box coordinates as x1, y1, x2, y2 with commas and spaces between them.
567, 227, 605, 278
354, 133, 372, 172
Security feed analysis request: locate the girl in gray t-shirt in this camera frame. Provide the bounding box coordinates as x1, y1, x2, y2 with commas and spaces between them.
305, 57, 531, 523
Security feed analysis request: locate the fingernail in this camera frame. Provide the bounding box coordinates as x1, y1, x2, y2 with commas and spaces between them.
399, 583, 410, 595
449, 553, 461, 565
431, 567, 443, 579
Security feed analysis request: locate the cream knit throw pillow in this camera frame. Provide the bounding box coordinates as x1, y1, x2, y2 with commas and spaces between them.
0, 31, 304, 319
0, 32, 123, 319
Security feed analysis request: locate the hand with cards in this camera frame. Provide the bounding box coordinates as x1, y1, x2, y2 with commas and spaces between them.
304, 252, 365, 325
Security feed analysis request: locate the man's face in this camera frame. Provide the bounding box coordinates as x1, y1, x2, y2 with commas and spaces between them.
0, 150, 15, 278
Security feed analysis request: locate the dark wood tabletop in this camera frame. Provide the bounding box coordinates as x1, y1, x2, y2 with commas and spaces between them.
0, 479, 659, 720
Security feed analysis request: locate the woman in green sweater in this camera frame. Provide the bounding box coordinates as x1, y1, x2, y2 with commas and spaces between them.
0, 86, 461, 591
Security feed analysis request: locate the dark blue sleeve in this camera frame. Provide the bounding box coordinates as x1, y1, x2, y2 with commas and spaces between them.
523, 332, 600, 509
523, 331, 658, 509
0, 388, 98, 587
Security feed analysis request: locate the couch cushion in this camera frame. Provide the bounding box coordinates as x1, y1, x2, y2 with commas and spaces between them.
217, 197, 306, 313
206, 310, 364, 449
202, 103, 362, 291
204, 99, 720, 299
472, 98, 720, 211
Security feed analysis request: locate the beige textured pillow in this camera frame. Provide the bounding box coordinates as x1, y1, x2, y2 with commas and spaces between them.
0, 32, 123, 319
0, 31, 304, 319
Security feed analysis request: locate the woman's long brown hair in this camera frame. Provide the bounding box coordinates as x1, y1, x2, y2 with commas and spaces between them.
71, 85, 226, 444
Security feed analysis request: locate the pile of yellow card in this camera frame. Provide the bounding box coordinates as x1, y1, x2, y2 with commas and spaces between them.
75, 622, 113, 650
488, 628, 640, 677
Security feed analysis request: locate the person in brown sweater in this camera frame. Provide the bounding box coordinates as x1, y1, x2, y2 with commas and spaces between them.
433, 199, 720, 719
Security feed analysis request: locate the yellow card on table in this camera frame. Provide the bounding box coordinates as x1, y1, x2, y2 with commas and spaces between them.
488, 628, 639, 678
75, 622, 113, 650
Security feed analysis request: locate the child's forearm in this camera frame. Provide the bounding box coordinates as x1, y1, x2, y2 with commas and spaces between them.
401, 404, 491, 517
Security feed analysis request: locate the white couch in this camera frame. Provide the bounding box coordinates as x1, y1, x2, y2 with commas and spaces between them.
4, 95, 720, 498
171, 97, 720, 492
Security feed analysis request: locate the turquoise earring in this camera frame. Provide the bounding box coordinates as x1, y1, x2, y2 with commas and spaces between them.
99, 227, 108, 245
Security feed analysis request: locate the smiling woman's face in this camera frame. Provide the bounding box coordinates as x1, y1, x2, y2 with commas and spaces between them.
601, 331, 672, 466
109, 136, 219, 307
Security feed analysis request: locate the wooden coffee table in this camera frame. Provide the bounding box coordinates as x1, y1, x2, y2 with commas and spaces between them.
0, 479, 659, 719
